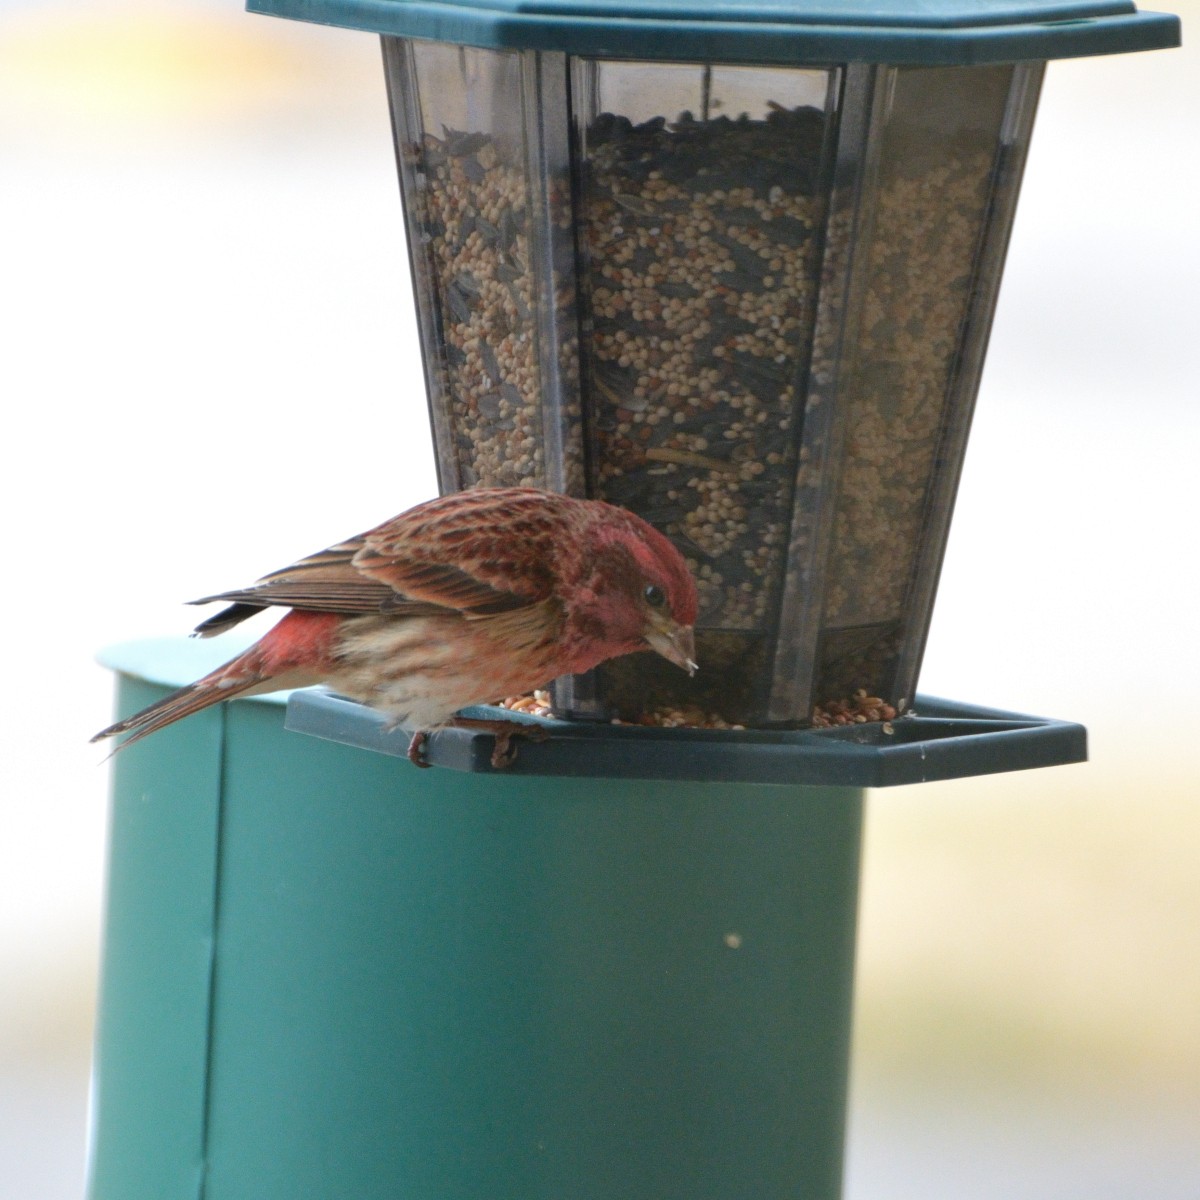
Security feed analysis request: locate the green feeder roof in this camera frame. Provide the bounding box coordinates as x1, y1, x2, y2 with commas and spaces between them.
247, 0, 1180, 64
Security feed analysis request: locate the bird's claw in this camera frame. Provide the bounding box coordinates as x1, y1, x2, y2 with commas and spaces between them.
408, 719, 549, 770
406, 730, 434, 769
490, 730, 519, 769
488, 723, 550, 768
446, 716, 550, 770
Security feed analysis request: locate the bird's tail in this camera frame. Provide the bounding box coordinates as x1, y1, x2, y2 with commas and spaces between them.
92, 610, 341, 751
91, 655, 270, 751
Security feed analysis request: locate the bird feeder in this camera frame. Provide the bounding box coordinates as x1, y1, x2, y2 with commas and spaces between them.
245, 0, 1176, 727
86, 5, 1180, 1200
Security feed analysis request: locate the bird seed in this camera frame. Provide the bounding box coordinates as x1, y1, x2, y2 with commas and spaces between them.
404, 78, 1002, 726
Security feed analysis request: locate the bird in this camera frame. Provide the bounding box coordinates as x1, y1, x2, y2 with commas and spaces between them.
92, 487, 699, 768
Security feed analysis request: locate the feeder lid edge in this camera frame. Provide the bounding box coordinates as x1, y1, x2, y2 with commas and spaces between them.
246, 0, 1179, 64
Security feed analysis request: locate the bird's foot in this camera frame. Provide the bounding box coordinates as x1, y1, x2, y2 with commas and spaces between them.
448, 716, 551, 769
406, 730, 433, 769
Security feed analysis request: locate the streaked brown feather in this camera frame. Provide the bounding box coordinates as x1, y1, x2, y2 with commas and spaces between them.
186, 488, 570, 637
92, 678, 256, 748
191, 602, 264, 638
252, 537, 366, 585
354, 488, 568, 611
191, 579, 404, 615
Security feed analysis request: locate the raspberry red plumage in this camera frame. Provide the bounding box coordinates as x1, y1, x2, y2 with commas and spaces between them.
93, 488, 699, 763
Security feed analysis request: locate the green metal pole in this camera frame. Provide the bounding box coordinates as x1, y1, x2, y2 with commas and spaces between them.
88, 670, 863, 1200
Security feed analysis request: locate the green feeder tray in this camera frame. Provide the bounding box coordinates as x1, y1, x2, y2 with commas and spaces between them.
287, 689, 1087, 786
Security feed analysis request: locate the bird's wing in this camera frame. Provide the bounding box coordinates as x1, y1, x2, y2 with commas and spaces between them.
189, 491, 567, 638
353, 489, 565, 617
188, 534, 449, 636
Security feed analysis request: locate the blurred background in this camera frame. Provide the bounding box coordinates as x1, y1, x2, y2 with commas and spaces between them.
1, 1, 1196, 1195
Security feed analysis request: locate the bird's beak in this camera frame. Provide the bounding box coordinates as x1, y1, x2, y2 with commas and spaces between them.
644, 615, 698, 676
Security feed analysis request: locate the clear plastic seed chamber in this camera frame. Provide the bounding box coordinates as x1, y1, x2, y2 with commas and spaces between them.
385, 46, 1039, 726
238, 0, 1178, 730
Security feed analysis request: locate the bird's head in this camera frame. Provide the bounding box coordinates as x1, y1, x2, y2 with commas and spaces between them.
562, 506, 699, 677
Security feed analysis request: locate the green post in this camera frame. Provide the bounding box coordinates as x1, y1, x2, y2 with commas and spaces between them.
88, 661, 863, 1200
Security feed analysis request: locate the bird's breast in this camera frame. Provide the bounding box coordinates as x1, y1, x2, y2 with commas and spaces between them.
325, 603, 564, 730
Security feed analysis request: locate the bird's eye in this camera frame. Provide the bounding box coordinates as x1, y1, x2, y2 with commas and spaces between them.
643, 584, 666, 608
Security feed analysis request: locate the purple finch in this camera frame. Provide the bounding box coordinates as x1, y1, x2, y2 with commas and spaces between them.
93, 487, 698, 766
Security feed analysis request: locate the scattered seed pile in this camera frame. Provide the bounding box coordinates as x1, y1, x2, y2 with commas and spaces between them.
498, 690, 744, 730
497, 690, 555, 719
499, 688, 900, 732
810, 690, 899, 729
